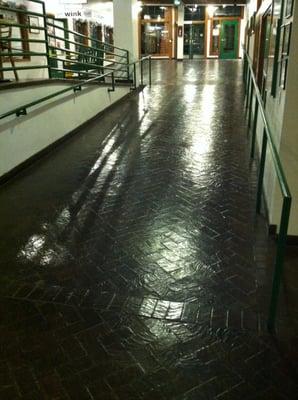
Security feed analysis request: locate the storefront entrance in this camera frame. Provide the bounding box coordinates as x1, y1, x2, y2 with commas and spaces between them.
210, 19, 239, 59
140, 6, 173, 58
219, 20, 239, 59
141, 22, 171, 57
183, 24, 205, 58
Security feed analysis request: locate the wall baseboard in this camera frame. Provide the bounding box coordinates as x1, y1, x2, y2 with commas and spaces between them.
269, 224, 298, 245
0, 86, 144, 187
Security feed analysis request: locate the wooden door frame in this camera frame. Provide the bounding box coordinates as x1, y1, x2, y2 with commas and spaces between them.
209, 17, 241, 58
139, 6, 174, 58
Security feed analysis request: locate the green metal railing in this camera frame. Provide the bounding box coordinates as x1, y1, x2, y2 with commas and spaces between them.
0, 0, 138, 82
0, 0, 152, 120
0, 54, 152, 121
243, 49, 292, 333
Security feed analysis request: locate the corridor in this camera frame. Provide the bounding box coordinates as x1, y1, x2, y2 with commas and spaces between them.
0, 60, 297, 399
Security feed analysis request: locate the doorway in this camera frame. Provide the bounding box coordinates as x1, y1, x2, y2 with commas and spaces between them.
219, 20, 239, 59
140, 6, 173, 58
184, 23, 205, 58
141, 22, 171, 57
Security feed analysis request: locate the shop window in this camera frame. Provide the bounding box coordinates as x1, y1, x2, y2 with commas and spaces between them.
184, 6, 205, 21
256, 5, 278, 98
214, 6, 242, 18
141, 6, 166, 20
140, 6, 173, 58
0, 2, 30, 61
74, 20, 88, 47
274, 0, 294, 92
105, 26, 113, 46
141, 23, 171, 56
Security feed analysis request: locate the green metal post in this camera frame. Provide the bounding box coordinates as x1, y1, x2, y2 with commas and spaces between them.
42, 2, 51, 79
245, 67, 250, 95
248, 80, 254, 128
256, 129, 268, 214
250, 100, 259, 159
267, 196, 291, 332
108, 72, 115, 92
243, 55, 247, 83
141, 59, 143, 86
149, 56, 152, 87
245, 71, 251, 109
126, 50, 129, 81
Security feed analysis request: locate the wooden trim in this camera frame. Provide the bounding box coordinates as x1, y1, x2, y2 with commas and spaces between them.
209, 17, 242, 58
269, 225, 298, 245
204, 8, 208, 57
140, 7, 173, 58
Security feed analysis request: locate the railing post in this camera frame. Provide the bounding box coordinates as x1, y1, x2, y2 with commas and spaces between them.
267, 196, 291, 332
248, 80, 254, 128
243, 55, 247, 84
42, 3, 51, 79
245, 70, 251, 109
126, 50, 129, 81
250, 100, 259, 159
108, 72, 115, 92
149, 56, 152, 87
256, 129, 268, 214
134, 63, 137, 88
141, 59, 144, 86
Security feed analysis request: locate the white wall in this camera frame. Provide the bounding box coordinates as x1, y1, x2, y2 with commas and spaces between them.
176, 4, 184, 60
44, 0, 113, 26
246, 0, 298, 235
276, 0, 298, 235
113, 0, 138, 62
0, 83, 130, 178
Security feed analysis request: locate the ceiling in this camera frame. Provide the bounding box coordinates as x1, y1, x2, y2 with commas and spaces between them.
139, 1, 247, 5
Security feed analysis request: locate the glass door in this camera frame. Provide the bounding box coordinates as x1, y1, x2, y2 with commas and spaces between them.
192, 24, 205, 57
219, 20, 239, 59
184, 24, 205, 59
140, 6, 173, 58
141, 22, 171, 56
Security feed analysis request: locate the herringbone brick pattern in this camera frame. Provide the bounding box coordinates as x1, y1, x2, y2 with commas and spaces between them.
0, 60, 297, 399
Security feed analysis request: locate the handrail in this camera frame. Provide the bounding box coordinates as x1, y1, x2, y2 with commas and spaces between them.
0, 56, 153, 121
0, 71, 115, 121
0, 1, 153, 117
46, 21, 128, 54
128, 55, 151, 66
243, 48, 292, 333
46, 32, 127, 63
244, 51, 291, 199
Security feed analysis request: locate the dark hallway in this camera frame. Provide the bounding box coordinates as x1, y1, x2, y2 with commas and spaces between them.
0, 60, 297, 399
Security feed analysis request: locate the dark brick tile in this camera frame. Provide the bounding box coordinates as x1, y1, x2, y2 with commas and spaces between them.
0, 60, 297, 400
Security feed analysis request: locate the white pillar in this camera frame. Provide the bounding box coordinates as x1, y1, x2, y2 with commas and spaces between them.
177, 4, 184, 60
113, 0, 139, 63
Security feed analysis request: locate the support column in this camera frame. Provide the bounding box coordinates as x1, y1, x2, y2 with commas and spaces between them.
177, 4, 184, 60
113, 0, 139, 63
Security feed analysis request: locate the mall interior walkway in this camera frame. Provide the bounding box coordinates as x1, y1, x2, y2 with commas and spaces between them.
0, 60, 297, 399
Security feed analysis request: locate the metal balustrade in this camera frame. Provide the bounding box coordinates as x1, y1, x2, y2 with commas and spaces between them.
243, 49, 292, 333
0, 0, 129, 81
0, 0, 152, 120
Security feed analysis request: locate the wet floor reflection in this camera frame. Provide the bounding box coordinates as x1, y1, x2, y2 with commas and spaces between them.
0, 60, 297, 399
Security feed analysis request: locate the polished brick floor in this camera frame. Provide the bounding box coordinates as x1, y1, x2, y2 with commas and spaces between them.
0, 60, 297, 399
